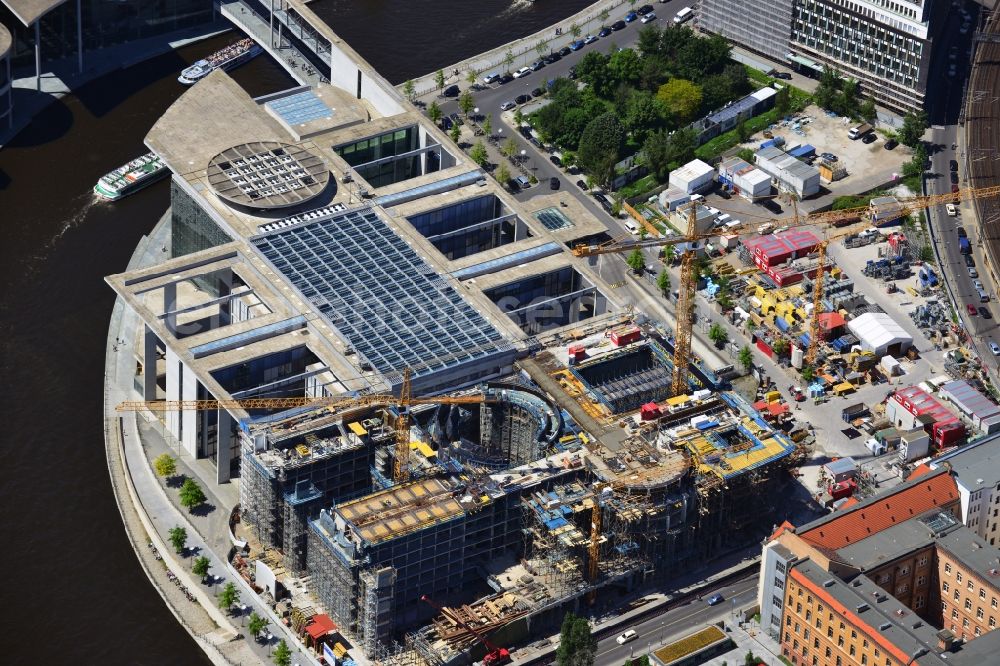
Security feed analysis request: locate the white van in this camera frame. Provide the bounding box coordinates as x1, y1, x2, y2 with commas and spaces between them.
623, 219, 640, 234
946, 203, 958, 217
673, 7, 694, 23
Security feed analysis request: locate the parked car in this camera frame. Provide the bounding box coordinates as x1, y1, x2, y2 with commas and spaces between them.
637, 4, 655, 15
498, 73, 514, 84
441, 116, 452, 130
531, 59, 545, 71
968, 304, 979, 316
515, 94, 531, 105
593, 192, 613, 211
584, 34, 599, 44
550, 155, 562, 167
965, 254, 976, 268
442, 84, 459, 97
543, 53, 560, 64
717, 188, 731, 199
482, 72, 500, 85
515, 175, 531, 190
558, 46, 572, 57
611, 20, 627, 31
975, 280, 985, 292
598, 26, 613, 37
951, 159, 959, 172
953, 184, 961, 194
951, 171, 960, 184
500, 101, 517, 111
774, 71, 792, 80
576, 179, 588, 189
982, 308, 993, 320
821, 152, 838, 162
707, 593, 725, 606
513, 66, 532, 79
550, 177, 560, 190
862, 133, 877, 144
641, 12, 658, 23
624, 11, 638, 22
570, 40, 585, 51
448, 112, 463, 126
884, 139, 898, 150
531, 87, 544, 97
969, 266, 979, 278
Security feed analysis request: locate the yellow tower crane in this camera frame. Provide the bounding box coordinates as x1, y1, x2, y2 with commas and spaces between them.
116, 369, 490, 483
573, 185, 1000, 388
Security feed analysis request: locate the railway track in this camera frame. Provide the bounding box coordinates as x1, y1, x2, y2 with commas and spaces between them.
968, 5, 1000, 256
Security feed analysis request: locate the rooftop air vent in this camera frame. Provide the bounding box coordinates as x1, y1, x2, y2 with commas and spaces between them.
880, 622, 892, 631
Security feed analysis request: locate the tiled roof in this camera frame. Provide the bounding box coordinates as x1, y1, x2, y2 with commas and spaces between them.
770, 520, 794, 541
797, 468, 958, 549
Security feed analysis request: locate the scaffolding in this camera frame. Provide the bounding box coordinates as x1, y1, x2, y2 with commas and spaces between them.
360, 566, 396, 656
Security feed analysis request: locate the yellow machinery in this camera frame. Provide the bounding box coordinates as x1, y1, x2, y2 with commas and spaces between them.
116, 368, 489, 483
573, 185, 1000, 385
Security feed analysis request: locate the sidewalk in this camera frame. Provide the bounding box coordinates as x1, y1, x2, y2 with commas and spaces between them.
406, 0, 632, 97
103, 212, 319, 666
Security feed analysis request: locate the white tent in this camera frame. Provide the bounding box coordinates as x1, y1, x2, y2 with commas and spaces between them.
848, 313, 913, 357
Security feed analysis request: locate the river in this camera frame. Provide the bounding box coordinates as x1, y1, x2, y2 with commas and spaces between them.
0, 0, 593, 663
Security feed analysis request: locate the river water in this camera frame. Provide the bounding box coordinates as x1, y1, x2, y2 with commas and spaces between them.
0, 0, 592, 663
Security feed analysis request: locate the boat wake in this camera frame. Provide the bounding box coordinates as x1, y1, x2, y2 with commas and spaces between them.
26, 192, 102, 272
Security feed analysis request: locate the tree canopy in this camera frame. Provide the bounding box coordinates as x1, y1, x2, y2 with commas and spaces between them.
556, 612, 597, 666
168, 526, 187, 554
248, 612, 268, 638
626, 248, 647, 274
899, 110, 928, 148
179, 478, 207, 512
153, 453, 177, 478
643, 128, 697, 181
656, 79, 703, 123
219, 581, 239, 613
273, 639, 292, 666
577, 113, 625, 188
193, 556, 211, 579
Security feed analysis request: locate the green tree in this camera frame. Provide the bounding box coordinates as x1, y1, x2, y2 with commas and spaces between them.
218, 581, 239, 613
248, 612, 268, 639
513, 108, 525, 126
458, 90, 475, 117
578, 112, 625, 188
469, 141, 488, 166
571, 22, 582, 38
656, 79, 703, 123
902, 143, 928, 178
774, 86, 791, 115
773, 338, 790, 358
657, 270, 671, 295
744, 651, 758, 666
428, 100, 442, 125
576, 52, 613, 98
179, 478, 207, 513
434, 69, 445, 92
402, 79, 415, 101
709, 323, 729, 348
736, 120, 751, 142
153, 453, 177, 478
556, 612, 597, 666
168, 526, 187, 554
624, 90, 663, 142
738, 345, 753, 374
626, 249, 646, 274
483, 113, 493, 137
193, 555, 211, 581
814, 65, 842, 111
662, 243, 677, 265
643, 127, 697, 181
273, 639, 292, 666
600, 8, 611, 22
495, 163, 512, 188
737, 147, 756, 163
502, 137, 518, 159
504, 49, 515, 72
536, 41, 547, 59
609, 48, 643, 87
801, 366, 815, 382
899, 110, 928, 148
859, 98, 877, 124
449, 122, 461, 144
466, 69, 476, 86
841, 78, 859, 115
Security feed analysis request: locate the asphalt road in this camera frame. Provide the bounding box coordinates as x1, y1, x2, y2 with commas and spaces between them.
924, 3, 1000, 372
591, 574, 758, 666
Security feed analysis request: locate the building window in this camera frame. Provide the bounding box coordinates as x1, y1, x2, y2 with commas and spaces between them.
946, 563, 953, 574
797, 603, 802, 613
968, 580, 975, 591
918, 556, 928, 566
787, 617, 792, 626
963, 618, 970, 628
775, 577, 785, 590
917, 576, 926, 586
899, 566, 910, 575
774, 596, 783, 609
992, 598, 998, 609
990, 616, 996, 628
915, 595, 925, 609
975, 627, 982, 637
957, 572, 963, 582
851, 630, 857, 639
836, 657, 842, 666
862, 656, 868, 665
897, 584, 909, 594
953, 609, 959, 619
826, 647, 832, 658
966, 599, 973, 611
944, 582, 950, 592
806, 610, 812, 621
804, 629, 810, 640
795, 622, 800, 633
818, 604, 824, 613
980, 589, 987, 600
828, 627, 834, 638
816, 618, 822, 629
850, 645, 856, 657
814, 638, 820, 649
838, 636, 845, 647
776, 561, 787, 574
955, 589, 961, 601
977, 607, 984, 619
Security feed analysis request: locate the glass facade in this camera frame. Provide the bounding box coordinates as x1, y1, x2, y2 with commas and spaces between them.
335, 126, 446, 189
697, 0, 794, 63
1, 1, 217, 67
407, 195, 529, 261
170, 179, 232, 260
484, 267, 606, 334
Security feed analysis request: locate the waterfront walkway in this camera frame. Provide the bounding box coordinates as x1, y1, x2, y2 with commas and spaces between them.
103, 213, 318, 666
404, 0, 633, 96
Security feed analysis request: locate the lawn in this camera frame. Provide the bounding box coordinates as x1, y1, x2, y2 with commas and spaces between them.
652, 625, 727, 664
